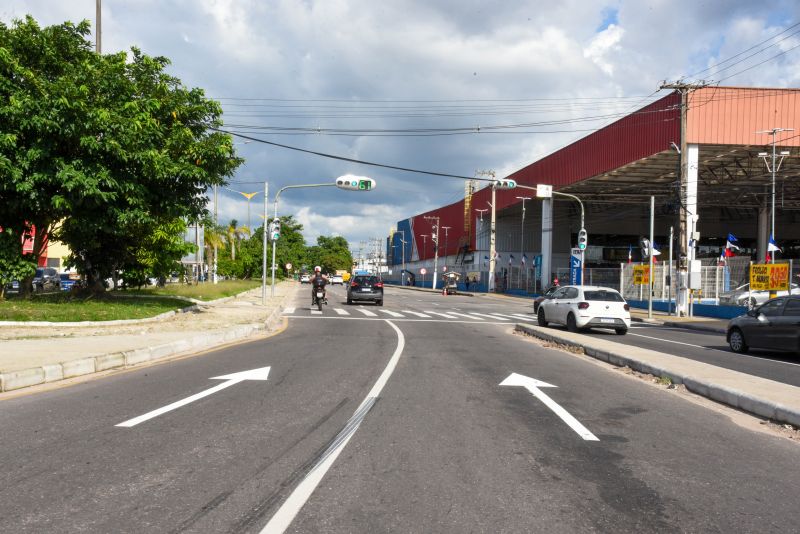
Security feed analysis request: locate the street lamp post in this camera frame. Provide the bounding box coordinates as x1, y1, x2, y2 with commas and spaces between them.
442, 226, 451, 273
271, 175, 376, 297
395, 230, 406, 286
424, 216, 440, 290
757, 128, 793, 264
516, 196, 531, 290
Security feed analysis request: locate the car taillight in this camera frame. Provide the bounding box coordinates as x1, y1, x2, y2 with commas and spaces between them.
375, 282, 383, 288
578, 302, 589, 310
624, 304, 630, 311
350, 282, 359, 289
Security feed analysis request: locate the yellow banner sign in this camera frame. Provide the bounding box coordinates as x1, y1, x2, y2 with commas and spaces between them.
633, 265, 650, 286
750, 263, 789, 291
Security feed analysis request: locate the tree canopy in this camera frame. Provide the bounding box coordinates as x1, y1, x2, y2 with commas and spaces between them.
0, 16, 241, 292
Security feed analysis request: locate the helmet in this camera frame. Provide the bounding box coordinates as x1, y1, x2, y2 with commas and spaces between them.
314, 266, 321, 272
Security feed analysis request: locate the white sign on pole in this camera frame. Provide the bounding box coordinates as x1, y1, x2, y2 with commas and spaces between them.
285, 263, 292, 270
536, 184, 553, 198
420, 268, 427, 275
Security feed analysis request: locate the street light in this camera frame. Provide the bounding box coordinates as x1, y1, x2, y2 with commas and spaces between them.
474, 208, 488, 221
757, 127, 794, 263
226, 187, 260, 230
271, 175, 376, 297
515, 196, 531, 290
424, 216, 440, 290
395, 230, 406, 285
442, 226, 451, 272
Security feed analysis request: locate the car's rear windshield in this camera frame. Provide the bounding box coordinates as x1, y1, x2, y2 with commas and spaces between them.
354, 276, 379, 284
584, 290, 625, 302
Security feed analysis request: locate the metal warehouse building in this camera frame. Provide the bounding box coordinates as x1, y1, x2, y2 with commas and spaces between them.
386, 87, 800, 316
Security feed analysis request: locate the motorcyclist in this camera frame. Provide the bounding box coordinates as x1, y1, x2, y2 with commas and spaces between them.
311, 266, 328, 305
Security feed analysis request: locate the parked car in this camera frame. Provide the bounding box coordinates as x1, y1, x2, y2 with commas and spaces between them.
300, 274, 311, 284
4, 280, 22, 295
727, 296, 800, 354
533, 286, 559, 313
331, 274, 344, 285
347, 275, 384, 305
32, 267, 60, 293
719, 282, 800, 308
537, 285, 631, 335
59, 273, 80, 292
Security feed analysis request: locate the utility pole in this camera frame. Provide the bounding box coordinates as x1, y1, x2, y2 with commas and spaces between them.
95, 0, 101, 54
660, 80, 707, 315
757, 128, 794, 264
424, 216, 440, 290
262, 181, 268, 305
213, 184, 218, 284
475, 170, 497, 291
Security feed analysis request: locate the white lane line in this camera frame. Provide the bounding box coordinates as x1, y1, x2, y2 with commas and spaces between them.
448, 312, 485, 321
310, 310, 322, 315
283, 307, 296, 314
628, 332, 800, 367
492, 313, 535, 321
423, 310, 458, 319
379, 310, 404, 318
334, 308, 349, 316
401, 310, 431, 318
469, 312, 510, 321
262, 321, 406, 533
356, 308, 378, 317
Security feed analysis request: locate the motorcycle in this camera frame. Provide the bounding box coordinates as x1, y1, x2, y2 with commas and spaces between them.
313, 287, 326, 311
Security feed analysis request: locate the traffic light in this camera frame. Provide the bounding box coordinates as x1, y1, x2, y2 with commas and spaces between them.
577, 228, 588, 250
493, 179, 517, 190
270, 219, 281, 241
336, 175, 376, 191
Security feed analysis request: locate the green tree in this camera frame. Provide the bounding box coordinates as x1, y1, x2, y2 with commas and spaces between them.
0, 17, 242, 292
0, 227, 36, 299
307, 235, 352, 274
225, 219, 250, 261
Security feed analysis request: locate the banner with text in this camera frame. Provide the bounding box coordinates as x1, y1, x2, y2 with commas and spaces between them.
749, 263, 789, 291
633, 264, 650, 286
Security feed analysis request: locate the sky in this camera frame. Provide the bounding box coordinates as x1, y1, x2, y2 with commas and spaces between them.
3, 1, 800, 248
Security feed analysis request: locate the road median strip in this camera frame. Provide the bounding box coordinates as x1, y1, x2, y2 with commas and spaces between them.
0, 287, 293, 393
514, 322, 800, 428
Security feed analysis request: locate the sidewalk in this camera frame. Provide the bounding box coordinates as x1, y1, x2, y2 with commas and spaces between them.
0, 281, 298, 393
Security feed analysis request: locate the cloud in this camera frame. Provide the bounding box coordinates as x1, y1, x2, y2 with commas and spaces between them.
584, 24, 624, 76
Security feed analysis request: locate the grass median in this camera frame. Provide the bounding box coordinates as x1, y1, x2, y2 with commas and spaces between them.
122, 279, 263, 301
0, 293, 192, 322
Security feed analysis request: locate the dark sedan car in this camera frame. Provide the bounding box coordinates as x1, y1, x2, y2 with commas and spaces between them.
33, 267, 60, 293
727, 296, 800, 354
346, 275, 383, 305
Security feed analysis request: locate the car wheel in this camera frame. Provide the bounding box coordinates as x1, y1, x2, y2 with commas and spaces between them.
615, 327, 628, 335
347, 297, 352, 305
376, 299, 383, 306
537, 309, 548, 327
566, 313, 578, 333
729, 328, 748, 353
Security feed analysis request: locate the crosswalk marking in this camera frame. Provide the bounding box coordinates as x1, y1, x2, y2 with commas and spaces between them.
379, 310, 404, 318
508, 313, 536, 320
401, 310, 431, 318
284, 307, 295, 314
468, 312, 509, 321
356, 308, 378, 317
448, 312, 485, 321
486, 313, 529, 320
311, 310, 322, 315
423, 310, 458, 319
334, 308, 349, 316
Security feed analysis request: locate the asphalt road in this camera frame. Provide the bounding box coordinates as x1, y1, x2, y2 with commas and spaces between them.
1, 284, 799, 533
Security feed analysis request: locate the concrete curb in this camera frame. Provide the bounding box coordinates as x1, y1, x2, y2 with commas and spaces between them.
0, 287, 293, 393
630, 316, 727, 335
514, 323, 800, 427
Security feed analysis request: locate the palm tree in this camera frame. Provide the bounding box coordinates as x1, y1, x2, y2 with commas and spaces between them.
225, 219, 250, 261
203, 224, 226, 279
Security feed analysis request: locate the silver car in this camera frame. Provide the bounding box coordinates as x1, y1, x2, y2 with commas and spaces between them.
718, 282, 800, 308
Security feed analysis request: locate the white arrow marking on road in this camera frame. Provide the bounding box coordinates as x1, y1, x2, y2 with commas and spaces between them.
116, 366, 272, 428
500, 373, 599, 441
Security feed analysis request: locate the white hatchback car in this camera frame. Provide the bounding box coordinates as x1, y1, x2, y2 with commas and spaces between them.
537, 285, 631, 335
